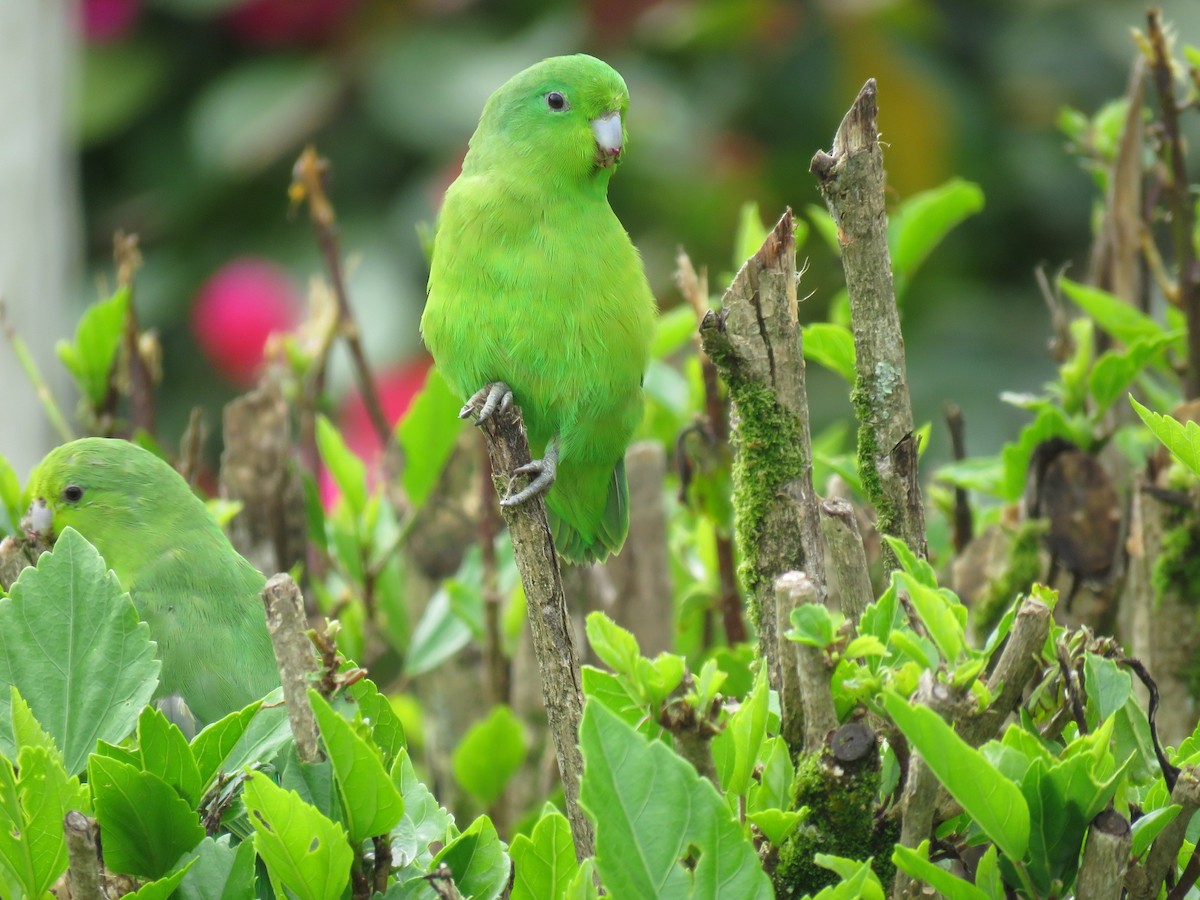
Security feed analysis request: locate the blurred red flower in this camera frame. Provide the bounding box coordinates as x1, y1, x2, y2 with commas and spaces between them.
191, 258, 301, 386
225, 0, 360, 45
82, 0, 140, 42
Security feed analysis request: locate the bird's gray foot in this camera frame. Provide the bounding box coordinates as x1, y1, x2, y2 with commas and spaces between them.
460, 381, 513, 425
502, 442, 559, 507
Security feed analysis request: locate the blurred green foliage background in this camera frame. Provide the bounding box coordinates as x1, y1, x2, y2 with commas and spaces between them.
72, 0, 1197, 463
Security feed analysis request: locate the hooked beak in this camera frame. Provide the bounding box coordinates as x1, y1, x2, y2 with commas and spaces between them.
591, 111, 622, 167
22, 498, 53, 541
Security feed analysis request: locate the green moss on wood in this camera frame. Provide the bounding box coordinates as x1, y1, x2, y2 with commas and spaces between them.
975, 519, 1048, 638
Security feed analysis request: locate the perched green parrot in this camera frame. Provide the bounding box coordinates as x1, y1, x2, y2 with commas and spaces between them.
421, 54, 657, 564
23, 437, 279, 726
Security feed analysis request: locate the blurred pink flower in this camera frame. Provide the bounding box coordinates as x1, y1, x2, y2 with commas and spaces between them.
192, 258, 301, 386
320, 358, 432, 508
83, 0, 140, 42
225, 0, 360, 45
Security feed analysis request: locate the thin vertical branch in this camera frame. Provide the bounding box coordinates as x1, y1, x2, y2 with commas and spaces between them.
776, 571, 837, 753
819, 498, 874, 627
1146, 11, 1200, 396
114, 232, 156, 437
64, 811, 103, 900
943, 403, 973, 553
262, 573, 323, 764
812, 80, 927, 563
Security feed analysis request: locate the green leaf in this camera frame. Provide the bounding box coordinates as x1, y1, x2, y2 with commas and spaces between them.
244, 771, 352, 900
974, 845, 1003, 899
712, 665, 769, 798
881, 692, 1029, 859
585, 612, 642, 677
390, 748, 454, 870
175, 835, 257, 900
1060, 277, 1170, 347
137, 706, 204, 807
404, 578, 476, 677
1131, 804, 1180, 859
510, 809, 579, 900
278, 742, 339, 823
733, 201, 770, 267
55, 288, 129, 408
787, 604, 841, 648
189, 57, 340, 175
1130, 395, 1200, 477
813, 854, 885, 900
806, 204, 841, 255
452, 705, 527, 808
192, 702, 291, 789
564, 858, 601, 900
0, 455, 22, 538
310, 690, 405, 844
897, 573, 966, 663
893, 841, 989, 900
89, 754, 205, 879
580, 667, 661, 739
397, 368, 466, 508
10, 686, 60, 762
653, 305, 699, 359
746, 808, 805, 844
122, 859, 197, 900
803, 323, 857, 382
748, 736, 795, 814
581, 700, 773, 899
316, 415, 368, 516
430, 815, 511, 900
348, 677, 407, 770
1089, 333, 1180, 412
889, 178, 985, 281
0, 528, 159, 774
0, 746, 88, 898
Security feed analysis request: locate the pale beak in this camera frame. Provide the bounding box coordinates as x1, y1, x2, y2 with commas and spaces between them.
23, 498, 52, 539
591, 112, 623, 162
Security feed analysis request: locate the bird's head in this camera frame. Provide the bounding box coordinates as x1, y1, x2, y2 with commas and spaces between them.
23, 438, 184, 573
465, 54, 631, 186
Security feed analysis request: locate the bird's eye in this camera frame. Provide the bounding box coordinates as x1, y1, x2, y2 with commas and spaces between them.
62, 485, 83, 503
546, 91, 568, 111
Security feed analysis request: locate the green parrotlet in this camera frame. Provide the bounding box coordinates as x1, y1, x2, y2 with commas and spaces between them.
421, 54, 657, 563
23, 437, 279, 725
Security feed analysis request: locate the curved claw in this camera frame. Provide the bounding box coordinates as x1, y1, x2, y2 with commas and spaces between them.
502, 442, 559, 507
459, 382, 513, 425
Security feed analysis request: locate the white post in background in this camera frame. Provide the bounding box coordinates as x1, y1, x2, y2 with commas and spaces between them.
0, 0, 77, 476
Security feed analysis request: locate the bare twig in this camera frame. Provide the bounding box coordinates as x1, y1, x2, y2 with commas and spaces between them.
64, 810, 103, 900
698, 210, 826, 705
1146, 11, 1200, 396
113, 232, 156, 437
776, 571, 837, 753
943, 403, 973, 553
818, 498, 874, 627
291, 147, 396, 455
473, 399, 594, 861
811, 79, 927, 563
261, 573, 323, 763
677, 250, 745, 643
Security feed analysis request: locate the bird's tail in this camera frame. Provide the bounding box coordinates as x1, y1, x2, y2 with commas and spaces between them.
547, 456, 630, 564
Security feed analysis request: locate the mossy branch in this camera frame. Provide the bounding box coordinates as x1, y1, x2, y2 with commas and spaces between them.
818, 498, 873, 628
698, 209, 826, 708
811, 79, 926, 564
262, 573, 324, 764
776, 571, 837, 753
474, 400, 594, 862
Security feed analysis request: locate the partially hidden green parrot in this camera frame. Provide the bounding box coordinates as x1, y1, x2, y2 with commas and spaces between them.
421, 54, 657, 564
23, 437, 279, 726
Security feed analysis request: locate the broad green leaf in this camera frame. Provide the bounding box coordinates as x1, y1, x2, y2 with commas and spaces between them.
452, 705, 527, 808
244, 771, 352, 900
748, 736, 795, 813
509, 809, 578, 900
893, 841, 989, 900
580, 700, 773, 899
278, 742, 339, 823
0, 455, 21, 538
390, 748, 454, 870
806, 204, 841, 255
882, 692, 1029, 859
56, 288, 129, 407
0, 746, 88, 898
897, 573, 966, 663
404, 579, 475, 677
935, 456, 1005, 495
889, 179, 985, 279
803, 323, 857, 382
585, 612, 641, 677
316, 415, 368, 516
1083, 653, 1131, 727
1060, 277, 1169, 347
430, 815, 511, 900
310, 690, 404, 844
712, 665, 769, 798
580, 667, 661, 738
397, 368, 466, 508
89, 755, 205, 879
348, 677, 407, 769
746, 808, 805, 844
175, 835, 257, 900
0, 528, 159, 774
1089, 333, 1179, 412
564, 858, 600, 900
137, 706, 204, 807
1000, 406, 1086, 501
1130, 396, 1200, 477
123, 859, 197, 900
813, 854, 885, 900
10, 686, 60, 762
653, 305, 700, 359
1131, 804, 1180, 858
974, 845, 1003, 899
192, 702, 291, 789
787, 604, 841, 648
